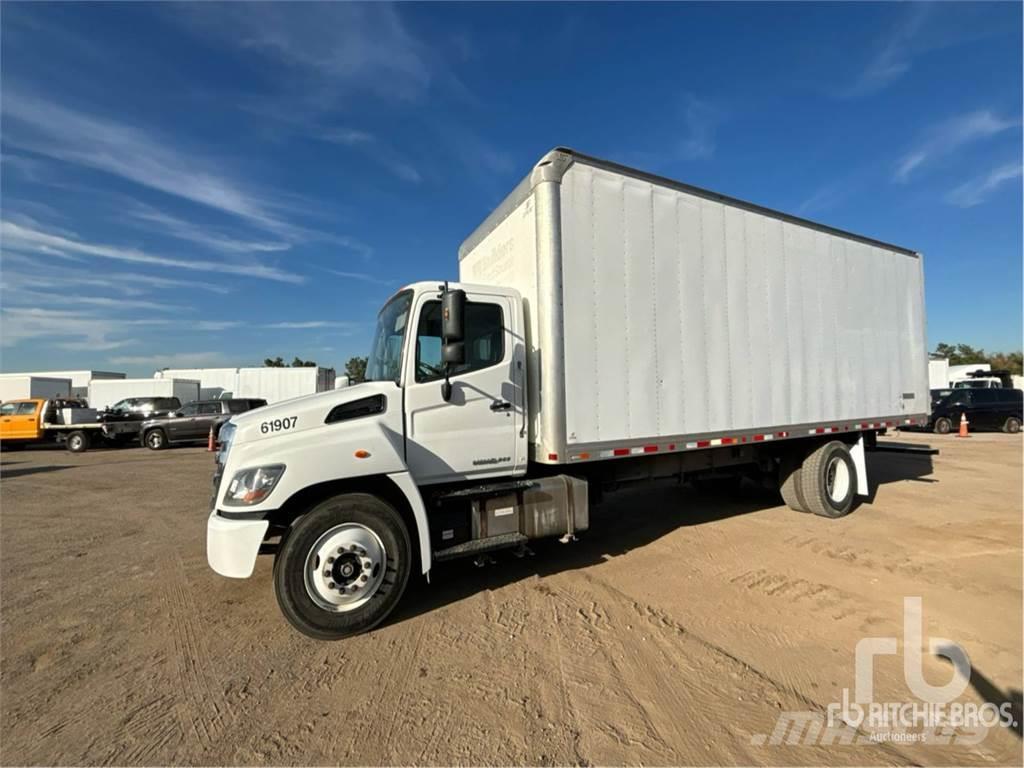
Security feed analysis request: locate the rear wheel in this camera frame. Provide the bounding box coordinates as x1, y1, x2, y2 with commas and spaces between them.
799, 441, 857, 519
144, 429, 167, 450
1004, 417, 1021, 434
934, 417, 953, 435
66, 430, 89, 453
779, 453, 810, 512
274, 493, 411, 640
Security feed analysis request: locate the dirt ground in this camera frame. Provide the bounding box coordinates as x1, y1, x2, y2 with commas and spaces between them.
1, 431, 1021, 766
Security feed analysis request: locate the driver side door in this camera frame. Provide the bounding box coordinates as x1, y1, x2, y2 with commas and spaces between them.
403, 290, 525, 485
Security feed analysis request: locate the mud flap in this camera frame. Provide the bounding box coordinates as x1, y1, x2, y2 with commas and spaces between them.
851, 435, 869, 497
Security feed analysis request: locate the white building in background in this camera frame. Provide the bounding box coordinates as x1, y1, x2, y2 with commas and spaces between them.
0, 375, 72, 401
88, 378, 200, 410
154, 367, 336, 404
0, 370, 124, 399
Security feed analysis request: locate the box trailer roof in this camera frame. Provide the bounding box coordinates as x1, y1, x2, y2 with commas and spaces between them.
460, 147, 918, 261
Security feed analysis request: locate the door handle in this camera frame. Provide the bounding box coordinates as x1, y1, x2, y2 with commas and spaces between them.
490, 400, 513, 412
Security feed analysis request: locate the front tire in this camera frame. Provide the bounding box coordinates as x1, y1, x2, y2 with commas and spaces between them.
1004, 417, 1021, 434
144, 429, 167, 450
274, 493, 411, 640
934, 417, 953, 435
799, 441, 857, 518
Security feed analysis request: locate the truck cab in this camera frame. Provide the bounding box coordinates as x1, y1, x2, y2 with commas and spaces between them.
0, 399, 44, 443
207, 281, 551, 639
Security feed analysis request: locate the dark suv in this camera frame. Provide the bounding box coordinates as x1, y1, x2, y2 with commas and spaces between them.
930, 388, 1022, 434
140, 399, 267, 450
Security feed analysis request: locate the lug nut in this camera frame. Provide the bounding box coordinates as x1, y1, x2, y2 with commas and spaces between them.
349, 544, 358, 552
327, 581, 335, 589
337, 547, 344, 555
323, 569, 331, 577
327, 556, 335, 564
360, 574, 368, 583
350, 585, 359, 593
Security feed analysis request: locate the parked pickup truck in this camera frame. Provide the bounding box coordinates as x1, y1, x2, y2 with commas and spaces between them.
141, 398, 266, 450
99, 396, 183, 444
207, 148, 929, 640
0, 398, 106, 452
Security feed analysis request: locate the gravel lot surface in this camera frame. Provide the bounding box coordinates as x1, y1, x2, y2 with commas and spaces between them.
1, 432, 1020, 765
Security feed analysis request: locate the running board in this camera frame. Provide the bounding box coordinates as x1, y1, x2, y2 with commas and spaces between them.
433, 532, 527, 562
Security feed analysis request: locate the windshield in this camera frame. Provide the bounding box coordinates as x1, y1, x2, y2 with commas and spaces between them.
365, 290, 413, 382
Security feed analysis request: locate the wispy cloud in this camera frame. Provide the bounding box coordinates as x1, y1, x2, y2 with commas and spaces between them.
126, 206, 291, 254
262, 320, 358, 330
1, 220, 304, 283
108, 351, 225, 367
318, 128, 422, 183
193, 321, 243, 332
325, 269, 394, 287
945, 162, 1023, 208
0, 260, 232, 296
677, 95, 722, 160
1, 307, 134, 349
5, 288, 191, 313
844, 3, 931, 98
894, 110, 1019, 182
2, 91, 294, 232
184, 2, 432, 103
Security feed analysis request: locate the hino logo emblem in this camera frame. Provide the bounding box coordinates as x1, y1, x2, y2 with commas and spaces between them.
472, 456, 511, 466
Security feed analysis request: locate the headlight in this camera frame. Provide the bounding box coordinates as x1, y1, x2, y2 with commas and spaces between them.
216, 420, 236, 464
224, 464, 285, 506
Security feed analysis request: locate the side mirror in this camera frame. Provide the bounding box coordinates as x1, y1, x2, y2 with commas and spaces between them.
442, 289, 466, 342
442, 341, 465, 365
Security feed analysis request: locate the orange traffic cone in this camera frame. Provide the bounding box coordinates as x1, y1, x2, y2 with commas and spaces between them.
207, 426, 216, 452
956, 413, 970, 438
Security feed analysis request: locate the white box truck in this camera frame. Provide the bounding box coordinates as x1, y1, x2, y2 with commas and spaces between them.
207, 149, 929, 640
156, 367, 336, 403
0, 375, 72, 401
88, 378, 200, 410
0, 370, 125, 399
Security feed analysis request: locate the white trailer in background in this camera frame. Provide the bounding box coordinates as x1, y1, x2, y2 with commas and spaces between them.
928, 358, 950, 390
155, 367, 336, 403
88, 378, 200, 410
0, 376, 72, 401
0, 370, 125, 399
207, 148, 929, 640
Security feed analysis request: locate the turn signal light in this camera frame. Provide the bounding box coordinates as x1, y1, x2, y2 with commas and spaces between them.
354, 450, 371, 459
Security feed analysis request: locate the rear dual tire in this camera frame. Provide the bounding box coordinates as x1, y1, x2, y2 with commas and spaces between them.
274, 493, 411, 640
780, 440, 856, 518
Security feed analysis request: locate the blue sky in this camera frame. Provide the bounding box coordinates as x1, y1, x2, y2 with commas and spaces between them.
1, 1, 1021, 377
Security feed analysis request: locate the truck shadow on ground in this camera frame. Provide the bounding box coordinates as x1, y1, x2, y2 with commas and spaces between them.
0, 464, 76, 479
392, 449, 936, 627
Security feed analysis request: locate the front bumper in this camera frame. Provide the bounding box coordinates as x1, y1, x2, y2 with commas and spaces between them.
207, 511, 269, 578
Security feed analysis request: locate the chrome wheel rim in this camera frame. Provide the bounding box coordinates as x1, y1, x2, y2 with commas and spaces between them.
69, 435, 82, 450
304, 523, 386, 612
826, 456, 851, 504
148, 432, 162, 448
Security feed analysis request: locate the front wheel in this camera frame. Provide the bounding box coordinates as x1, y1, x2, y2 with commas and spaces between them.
274, 493, 411, 640
934, 417, 953, 435
144, 429, 167, 450
1004, 417, 1021, 434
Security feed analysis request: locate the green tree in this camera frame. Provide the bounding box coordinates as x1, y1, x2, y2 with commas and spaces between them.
933, 343, 1023, 375
263, 356, 285, 367
291, 357, 317, 367
345, 356, 368, 383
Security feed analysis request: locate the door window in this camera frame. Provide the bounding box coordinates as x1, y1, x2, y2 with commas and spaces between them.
15, 402, 37, 415
178, 404, 199, 417
414, 300, 504, 382
197, 403, 221, 416
0, 403, 16, 416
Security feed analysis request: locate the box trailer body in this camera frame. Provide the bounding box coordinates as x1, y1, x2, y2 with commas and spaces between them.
459, 150, 929, 462
0, 370, 125, 398
156, 367, 336, 403
206, 148, 930, 641
928, 358, 950, 390
88, 378, 200, 410
0, 376, 72, 401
